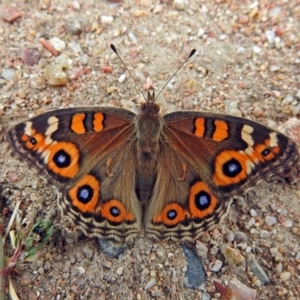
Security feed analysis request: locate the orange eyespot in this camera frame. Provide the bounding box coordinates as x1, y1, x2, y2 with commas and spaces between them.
68, 174, 100, 213
189, 181, 219, 219
101, 200, 134, 223
153, 203, 186, 226
213, 150, 248, 186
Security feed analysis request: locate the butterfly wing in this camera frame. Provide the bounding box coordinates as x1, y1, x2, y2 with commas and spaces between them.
7, 107, 141, 242
145, 111, 299, 241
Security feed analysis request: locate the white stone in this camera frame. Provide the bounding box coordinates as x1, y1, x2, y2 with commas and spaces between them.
211, 259, 223, 272
101, 15, 114, 25
49, 37, 66, 52
280, 272, 291, 281
265, 215, 277, 226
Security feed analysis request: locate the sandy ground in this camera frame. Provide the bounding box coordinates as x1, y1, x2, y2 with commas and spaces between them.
0, 0, 300, 299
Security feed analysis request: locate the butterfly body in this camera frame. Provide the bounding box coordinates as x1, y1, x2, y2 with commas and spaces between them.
7, 91, 299, 243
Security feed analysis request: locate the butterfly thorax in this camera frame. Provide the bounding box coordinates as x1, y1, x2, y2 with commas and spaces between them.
135, 92, 163, 204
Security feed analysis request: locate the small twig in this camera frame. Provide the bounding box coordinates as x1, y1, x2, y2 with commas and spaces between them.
0, 228, 6, 300
2, 200, 21, 245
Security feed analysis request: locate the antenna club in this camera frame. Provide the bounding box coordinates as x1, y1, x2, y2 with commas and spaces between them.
189, 49, 196, 58
110, 44, 117, 54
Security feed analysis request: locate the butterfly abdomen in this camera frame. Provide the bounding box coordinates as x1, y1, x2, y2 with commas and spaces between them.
135, 104, 164, 204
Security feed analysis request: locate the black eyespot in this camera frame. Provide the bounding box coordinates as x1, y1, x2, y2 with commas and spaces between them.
29, 137, 37, 145
195, 191, 211, 210
262, 148, 271, 156
223, 158, 242, 177
167, 209, 177, 220
53, 149, 71, 168
77, 185, 93, 203
110, 206, 120, 217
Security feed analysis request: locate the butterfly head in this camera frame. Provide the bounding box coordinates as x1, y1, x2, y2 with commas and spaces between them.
140, 91, 160, 117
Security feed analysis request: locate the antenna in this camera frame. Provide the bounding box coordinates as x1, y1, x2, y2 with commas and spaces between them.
110, 44, 196, 101
155, 49, 196, 101
110, 44, 146, 101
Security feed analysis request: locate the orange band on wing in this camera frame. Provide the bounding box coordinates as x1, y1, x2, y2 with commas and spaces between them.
71, 113, 86, 134
213, 120, 229, 141
93, 112, 104, 132
194, 117, 206, 137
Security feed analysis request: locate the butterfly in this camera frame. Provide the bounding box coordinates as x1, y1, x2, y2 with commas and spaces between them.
7, 46, 299, 243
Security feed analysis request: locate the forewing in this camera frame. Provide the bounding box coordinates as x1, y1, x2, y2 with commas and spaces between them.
7, 107, 141, 242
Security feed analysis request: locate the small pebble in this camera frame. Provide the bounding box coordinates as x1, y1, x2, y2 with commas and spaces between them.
234, 232, 247, 244
281, 94, 294, 106
45, 65, 67, 86
82, 244, 94, 258
1, 6, 21, 23
174, 0, 188, 11
76, 266, 85, 275
145, 277, 156, 289
225, 230, 234, 243
2, 68, 15, 81
79, 54, 89, 65
197, 28, 206, 38
265, 216, 277, 226
270, 65, 280, 72
221, 245, 244, 265
103, 261, 112, 269
274, 36, 282, 49
65, 19, 82, 35
20, 48, 40, 66
247, 255, 270, 285
118, 73, 126, 83
116, 267, 124, 276
49, 37, 66, 52
143, 268, 150, 276
44, 261, 51, 271
156, 250, 165, 258
106, 86, 118, 94
211, 259, 223, 272
55, 53, 72, 70
128, 32, 138, 44
270, 247, 283, 261
253, 45, 262, 54
210, 245, 218, 255
280, 272, 291, 281
101, 15, 114, 25
282, 220, 293, 227
195, 241, 208, 258
181, 244, 206, 289
265, 29, 275, 45
68, 41, 82, 53
247, 217, 256, 228
52, 96, 63, 108
72, 1, 81, 10
260, 230, 270, 238
275, 262, 283, 273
